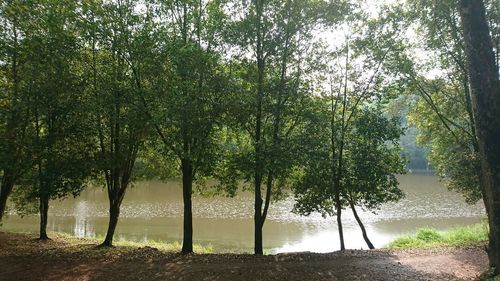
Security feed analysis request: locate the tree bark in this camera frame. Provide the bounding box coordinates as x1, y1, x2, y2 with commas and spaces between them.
459, 0, 500, 274
0, 170, 15, 222
39, 194, 49, 240
102, 198, 121, 247
181, 158, 194, 254
254, 206, 263, 255
253, 0, 265, 256
349, 200, 374, 249
335, 193, 345, 251
253, 159, 264, 255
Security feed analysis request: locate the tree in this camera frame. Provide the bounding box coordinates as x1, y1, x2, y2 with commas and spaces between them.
292, 6, 407, 250
343, 108, 406, 248
0, 0, 30, 222
225, 0, 347, 255
81, 0, 151, 247
11, 0, 95, 239
142, 0, 231, 254
293, 94, 405, 250
459, 0, 500, 274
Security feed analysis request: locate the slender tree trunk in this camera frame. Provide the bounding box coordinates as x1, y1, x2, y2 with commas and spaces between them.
253, 0, 265, 256
39, 194, 49, 240
459, 0, 500, 274
254, 94, 264, 256
333, 41, 349, 252
335, 192, 345, 251
102, 197, 121, 247
0, 170, 15, 222
254, 172, 273, 256
181, 158, 194, 254
254, 200, 263, 255
254, 169, 264, 255
349, 200, 374, 249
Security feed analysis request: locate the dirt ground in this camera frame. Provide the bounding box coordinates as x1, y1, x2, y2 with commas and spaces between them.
0, 231, 489, 281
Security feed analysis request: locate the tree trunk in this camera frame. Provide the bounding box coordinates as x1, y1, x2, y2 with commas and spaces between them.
253, 170, 273, 255
335, 192, 345, 251
0, 171, 15, 222
39, 194, 49, 240
102, 198, 121, 247
181, 158, 193, 254
253, 0, 265, 256
349, 200, 374, 249
253, 165, 264, 255
254, 198, 263, 255
459, 0, 500, 274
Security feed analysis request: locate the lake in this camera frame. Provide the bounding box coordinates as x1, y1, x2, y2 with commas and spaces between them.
1, 174, 485, 253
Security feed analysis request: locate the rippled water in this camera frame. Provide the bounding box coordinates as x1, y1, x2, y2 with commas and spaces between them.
1, 174, 485, 253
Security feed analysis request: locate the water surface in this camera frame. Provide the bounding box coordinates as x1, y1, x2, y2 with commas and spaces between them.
1, 174, 485, 253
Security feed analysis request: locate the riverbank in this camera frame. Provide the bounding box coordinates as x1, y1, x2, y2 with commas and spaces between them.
0, 231, 488, 281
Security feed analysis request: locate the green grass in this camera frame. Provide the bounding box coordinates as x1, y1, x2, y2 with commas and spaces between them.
7, 230, 214, 254
71, 232, 213, 253
109, 238, 214, 253
388, 223, 488, 249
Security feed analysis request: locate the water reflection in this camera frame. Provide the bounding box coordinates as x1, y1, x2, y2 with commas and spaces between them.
74, 201, 94, 238
1, 174, 485, 253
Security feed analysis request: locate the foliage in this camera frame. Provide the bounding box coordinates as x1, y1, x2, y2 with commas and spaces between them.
289, 7, 408, 250
11, 0, 95, 208
408, 84, 482, 204
292, 102, 406, 217
220, 0, 349, 254
345, 109, 406, 209
0, 0, 38, 220
401, 0, 499, 204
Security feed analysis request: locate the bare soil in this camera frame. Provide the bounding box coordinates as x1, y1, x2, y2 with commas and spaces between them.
0, 231, 488, 281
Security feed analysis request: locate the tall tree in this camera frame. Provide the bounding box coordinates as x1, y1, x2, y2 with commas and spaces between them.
0, 0, 32, 222
343, 108, 406, 248
224, 0, 348, 255
459, 0, 500, 274
13, 0, 95, 239
81, 0, 150, 246
293, 98, 405, 250
143, 0, 231, 254
292, 7, 407, 250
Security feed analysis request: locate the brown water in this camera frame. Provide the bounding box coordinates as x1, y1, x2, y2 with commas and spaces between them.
1, 174, 485, 253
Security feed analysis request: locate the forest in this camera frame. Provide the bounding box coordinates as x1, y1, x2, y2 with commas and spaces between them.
0, 0, 499, 279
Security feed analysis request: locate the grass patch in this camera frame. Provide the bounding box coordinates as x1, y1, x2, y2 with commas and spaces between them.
4, 230, 213, 254
110, 238, 213, 253
64, 232, 213, 253
388, 223, 488, 249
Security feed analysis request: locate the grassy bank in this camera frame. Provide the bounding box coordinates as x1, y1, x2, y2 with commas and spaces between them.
388, 223, 488, 249
3, 230, 214, 254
